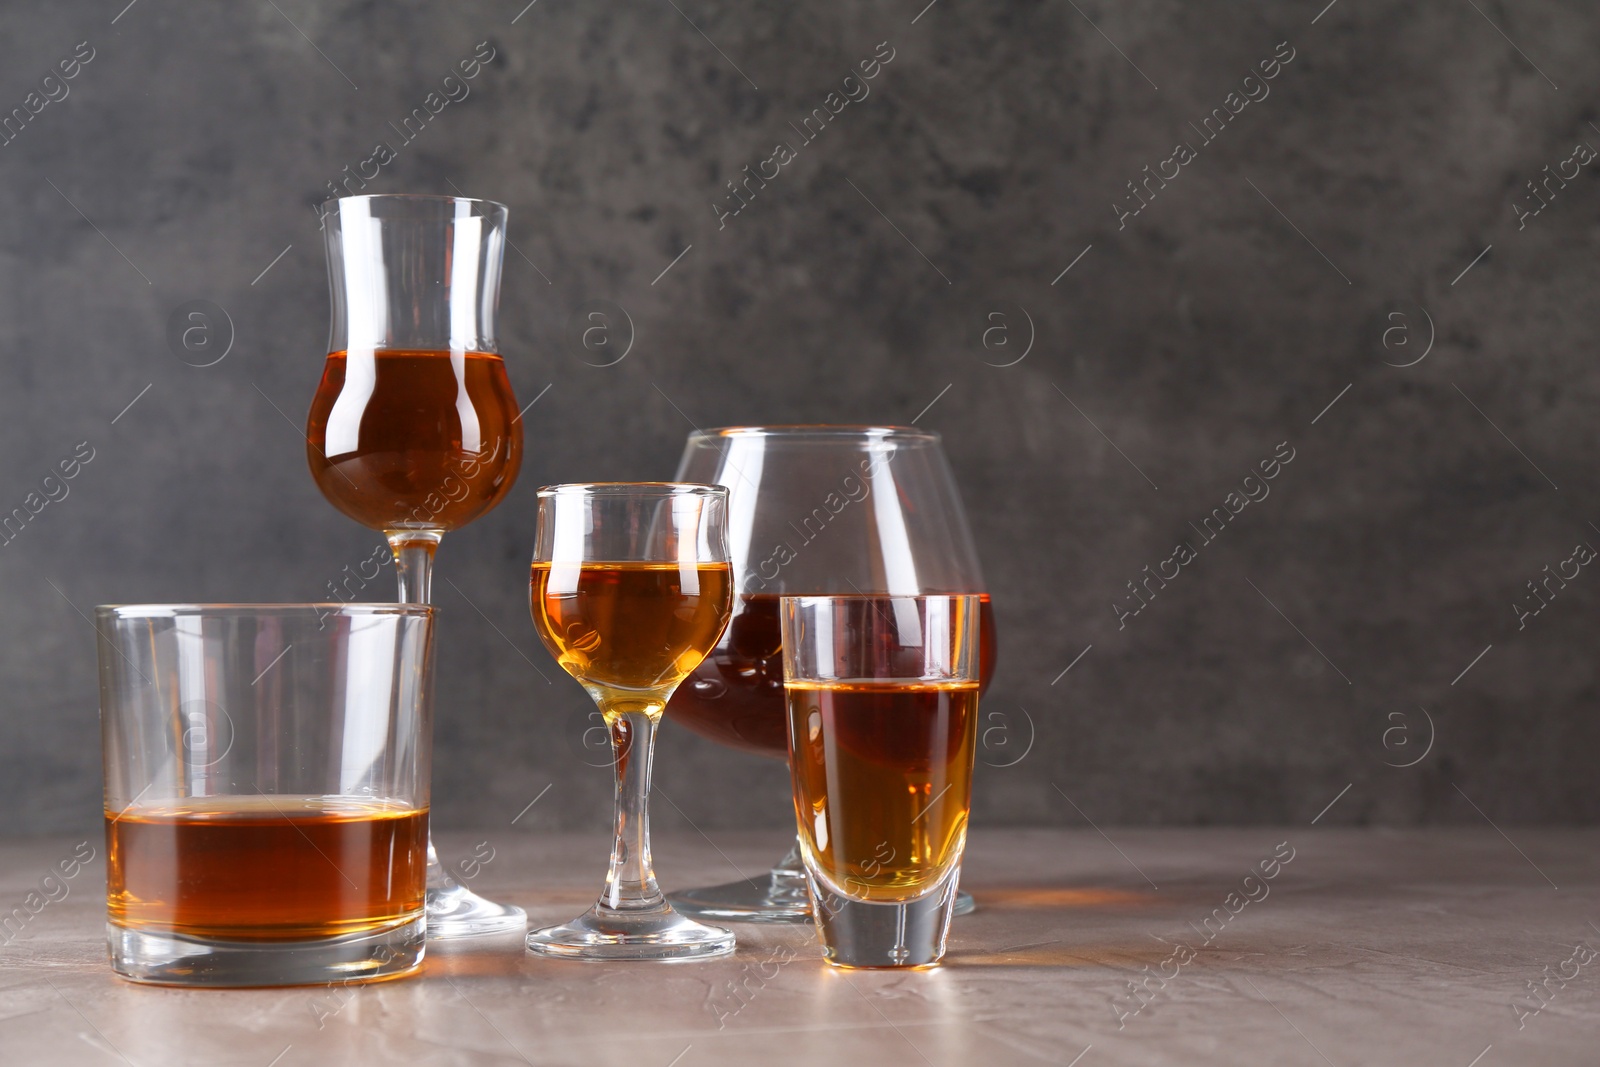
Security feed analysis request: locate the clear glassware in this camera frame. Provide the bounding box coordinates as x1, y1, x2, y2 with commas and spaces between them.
97, 604, 435, 986
306, 194, 526, 938
663, 427, 993, 923
781, 594, 980, 967
526, 483, 737, 960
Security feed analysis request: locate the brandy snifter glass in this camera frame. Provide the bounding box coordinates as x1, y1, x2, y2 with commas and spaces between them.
664, 426, 994, 924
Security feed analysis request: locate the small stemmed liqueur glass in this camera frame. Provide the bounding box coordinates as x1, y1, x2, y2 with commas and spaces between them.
527, 483, 737, 960
306, 194, 525, 938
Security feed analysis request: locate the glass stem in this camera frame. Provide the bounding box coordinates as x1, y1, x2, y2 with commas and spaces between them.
425, 837, 457, 892
389, 529, 453, 899
770, 838, 809, 901
387, 530, 443, 604
600, 709, 664, 912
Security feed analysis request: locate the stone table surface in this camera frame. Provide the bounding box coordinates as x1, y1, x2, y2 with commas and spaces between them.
1, 828, 1596, 1066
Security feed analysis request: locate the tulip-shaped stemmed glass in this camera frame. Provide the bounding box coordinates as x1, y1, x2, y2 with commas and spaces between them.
306, 194, 525, 938
527, 483, 737, 960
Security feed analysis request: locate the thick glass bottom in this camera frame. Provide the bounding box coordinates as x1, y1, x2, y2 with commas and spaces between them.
108, 915, 424, 987
526, 901, 735, 961
668, 840, 976, 924
810, 865, 961, 969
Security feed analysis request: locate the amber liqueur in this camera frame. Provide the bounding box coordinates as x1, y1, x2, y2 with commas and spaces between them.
306, 349, 521, 531
106, 796, 427, 941
530, 561, 733, 700
786, 679, 977, 902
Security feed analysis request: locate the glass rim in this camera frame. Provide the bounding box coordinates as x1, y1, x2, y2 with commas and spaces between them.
318, 192, 508, 215
779, 593, 980, 684
778, 593, 979, 608
689, 424, 939, 442
94, 603, 437, 620
534, 481, 728, 498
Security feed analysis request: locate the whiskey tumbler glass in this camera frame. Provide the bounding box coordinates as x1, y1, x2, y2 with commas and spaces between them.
98, 604, 434, 986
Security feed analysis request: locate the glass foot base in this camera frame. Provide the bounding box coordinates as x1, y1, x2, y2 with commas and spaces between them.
108, 916, 424, 987
526, 902, 735, 961
668, 877, 814, 924
669, 878, 975, 924
427, 883, 527, 940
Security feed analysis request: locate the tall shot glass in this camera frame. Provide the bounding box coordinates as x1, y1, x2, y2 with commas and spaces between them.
780, 595, 979, 968
98, 604, 434, 986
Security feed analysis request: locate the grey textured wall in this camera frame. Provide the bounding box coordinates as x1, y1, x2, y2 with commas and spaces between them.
2, 0, 1597, 840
